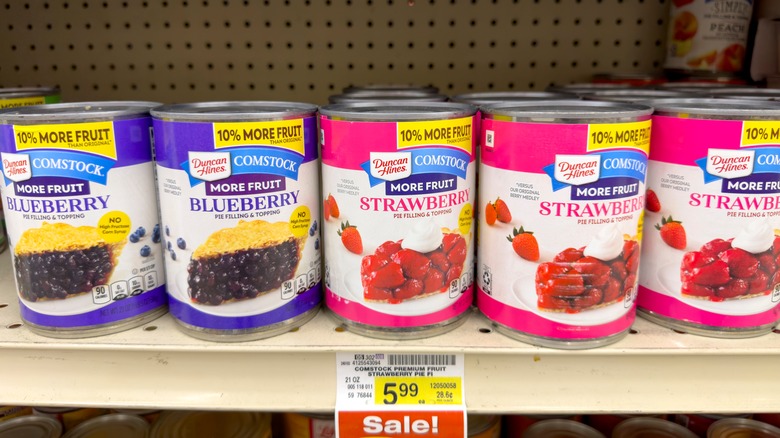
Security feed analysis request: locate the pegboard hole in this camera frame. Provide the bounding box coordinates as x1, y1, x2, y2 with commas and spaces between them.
673, 329, 688, 335
143, 325, 158, 332
6, 323, 22, 329
629, 329, 639, 335
0, 303, 8, 309
772, 328, 780, 334
478, 327, 492, 334
288, 326, 300, 333
334, 325, 347, 333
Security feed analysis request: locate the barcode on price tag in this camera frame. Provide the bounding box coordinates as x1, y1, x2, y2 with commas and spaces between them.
387, 354, 457, 366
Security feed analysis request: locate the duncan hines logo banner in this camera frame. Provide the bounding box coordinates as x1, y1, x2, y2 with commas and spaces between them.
705, 148, 755, 180
1, 152, 32, 183
188, 151, 232, 182
369, 152, 412, 182
554, 154, 601, 186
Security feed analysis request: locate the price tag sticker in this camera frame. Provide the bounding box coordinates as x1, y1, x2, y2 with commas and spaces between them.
336, 353, 466, 438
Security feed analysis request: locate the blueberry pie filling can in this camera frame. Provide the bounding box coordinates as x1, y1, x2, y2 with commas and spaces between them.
320, 102, 477, 339
0, 102, 168, 338
152, 102, 321, 341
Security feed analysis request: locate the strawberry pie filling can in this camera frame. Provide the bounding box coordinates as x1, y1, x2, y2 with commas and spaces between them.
320, 102, 478, 339
151, 102, 322, 341
476, 100, 653, 349
638, 99, 780, 337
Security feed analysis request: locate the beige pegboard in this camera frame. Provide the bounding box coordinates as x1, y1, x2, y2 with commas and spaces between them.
0, 0, 669, 105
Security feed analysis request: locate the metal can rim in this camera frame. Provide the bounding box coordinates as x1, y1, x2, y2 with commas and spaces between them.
612, 417, 698, 438
328, 93, 449, 104
319, 101, 477, 121
0, 87, 61, 99
0, 415, 62, 437
641, 98, 780, 118
480, 99, 653, 121
150, 101, 318, 121
0, 101, 161, 124
61, 414, 149, 438
343, 84, 439, 94
707, 418, 780, 437
451, 91, 571, 105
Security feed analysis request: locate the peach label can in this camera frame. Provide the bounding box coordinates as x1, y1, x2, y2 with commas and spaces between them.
477, 101, 653, 349
320, 102, 478, 339
638, 99, 780, 337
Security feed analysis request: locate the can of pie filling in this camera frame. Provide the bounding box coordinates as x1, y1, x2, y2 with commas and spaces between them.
328, 92, 449, 104
707, 418, 780, 438
343, 84, 440, 95
0, 406, 32, 423
278, 413, 335, 438
0, 415, 62, 438
0, 102, 168, 338
151, 102, 321, 341
61, 413, 149, 438
451, 91, 571, 106
32, 407, 109, 432
477, 101, 653, 349
320, 102, 477, 339
638, 99, 780, 337
0, 87, 61, 109
150, 411, 272, 438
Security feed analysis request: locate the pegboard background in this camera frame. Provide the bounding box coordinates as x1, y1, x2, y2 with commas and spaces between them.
0, 0, 669, 105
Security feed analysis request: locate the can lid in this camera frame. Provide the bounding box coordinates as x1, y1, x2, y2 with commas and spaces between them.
343, 84, 439, 94
707, 418, 780, 438
581, 89, 699, 103
0, 87, 60, 99
710, 88, 780, 101
523, 419, 606, 438
0, 101, 161, 124
640, 98, 780, 118
61, 414, 149, 438
150, 101, 318, 121
150, 411, 271, 438
451, 91, 571, 105
319, 101, 477, 121
480, 100, 653, 121
0, 416, 62, 438
611, 417, 698, 438
658, 82, 750, 90
467, 414, 499, 435
328, 93, 449, 104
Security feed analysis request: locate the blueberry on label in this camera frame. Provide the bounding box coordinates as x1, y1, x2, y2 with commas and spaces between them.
315, 238, 320, 250
140, 245, 151, 257
177, 238, 186, 249
129, 233, 140, 243
167, 241, 172, 251
165, 225, 170, 236
170, 250, 177, 261
137, 226, 146, 237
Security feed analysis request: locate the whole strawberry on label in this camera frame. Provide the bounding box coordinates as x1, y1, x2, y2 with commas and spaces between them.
645, 189, 661, 213
655, 216, 686, 250
339, 221, 363, 255
508, 227, 539, 262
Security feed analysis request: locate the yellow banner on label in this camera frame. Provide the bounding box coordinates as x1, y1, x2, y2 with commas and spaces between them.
374, 377, 463, 406
397, 117, 473, 154
742, 121, 780, 147
0, 96, 45, 109
14, 121, 117, 159
586, 120, 651, 154
214, 120, 305, 155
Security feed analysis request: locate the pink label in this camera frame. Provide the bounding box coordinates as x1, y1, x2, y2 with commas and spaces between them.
638, 115, 780, 329
477, 118, 649, 341
321, 115, 477, 329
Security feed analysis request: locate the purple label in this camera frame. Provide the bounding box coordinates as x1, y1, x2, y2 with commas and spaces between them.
721, 173, 780, 194
14, 177, 91, 198
153, 117, 319, 167
204, 173, 286, 196
19, 286, 167, 329
168, 285, 320, 330
570, 177, 641, 201
384, 173, 457, 196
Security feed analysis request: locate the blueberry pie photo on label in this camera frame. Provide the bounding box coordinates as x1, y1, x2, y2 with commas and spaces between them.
187, 220, 306, 305
14, 222, 126, 302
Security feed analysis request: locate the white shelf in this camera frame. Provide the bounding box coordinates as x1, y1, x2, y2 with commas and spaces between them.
1, 251, 779, 414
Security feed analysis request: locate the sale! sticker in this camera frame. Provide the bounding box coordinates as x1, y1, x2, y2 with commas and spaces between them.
336, 353, 466, 438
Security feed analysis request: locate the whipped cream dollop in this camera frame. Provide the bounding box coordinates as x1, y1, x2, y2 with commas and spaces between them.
402, 220, 444, 253
732, 220, 774, 254
583, 224, 624, 261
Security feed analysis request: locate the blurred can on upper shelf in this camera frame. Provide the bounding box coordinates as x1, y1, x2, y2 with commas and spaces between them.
328, 91, 449, 104
591, 72, 667, 87
664, 0, 754, 77
343, 84, 439, 95
0, 87, 61, 109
